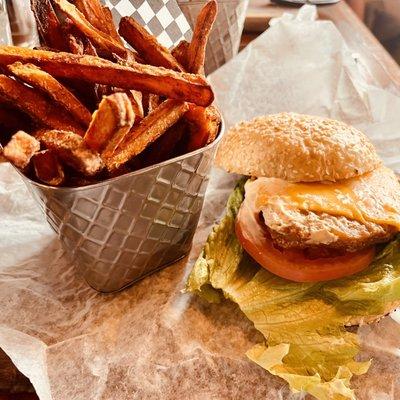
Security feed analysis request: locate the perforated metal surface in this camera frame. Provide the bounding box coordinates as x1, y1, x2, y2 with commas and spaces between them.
21, 127, 223, 292
178, 0, 249, 75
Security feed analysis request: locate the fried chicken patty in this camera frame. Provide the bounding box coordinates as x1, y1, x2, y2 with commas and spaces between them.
261, 208, 397, 253
242, 167, 400, 256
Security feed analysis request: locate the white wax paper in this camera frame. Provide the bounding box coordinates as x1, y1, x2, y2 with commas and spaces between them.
2, 5, 400, 400
209, 5, 400, 172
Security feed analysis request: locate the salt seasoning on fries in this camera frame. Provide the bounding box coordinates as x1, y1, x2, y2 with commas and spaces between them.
38, 130, 103, 176
106, 100, 189, 171
0, 47, 214, 106
30, 0, 69, 51
9, 62, 92, 128
187, 0, 218, 75
84, 92, 135, 159
0, 74, 86, 136
172, 41, 190, 71
119, 17, 183, 71
0, 0, 221, 187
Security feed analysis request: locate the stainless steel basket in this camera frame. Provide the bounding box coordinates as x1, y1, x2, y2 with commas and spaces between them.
19, 122, 224, 293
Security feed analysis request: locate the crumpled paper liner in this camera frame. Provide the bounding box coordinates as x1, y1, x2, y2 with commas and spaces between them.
209, 5, 400, 172
2, 5, 400, 399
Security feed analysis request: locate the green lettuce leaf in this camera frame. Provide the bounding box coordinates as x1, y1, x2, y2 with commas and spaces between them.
186, 179, 400, 400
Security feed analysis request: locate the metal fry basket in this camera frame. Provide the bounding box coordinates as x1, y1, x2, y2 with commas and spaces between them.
20, 123, 224, 293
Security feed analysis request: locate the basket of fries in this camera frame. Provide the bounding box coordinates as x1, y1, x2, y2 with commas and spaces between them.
178, 0, 249, 75
0, 0, 222, 292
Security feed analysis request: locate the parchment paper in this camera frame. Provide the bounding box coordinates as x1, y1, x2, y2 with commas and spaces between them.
2, 5, 400, 400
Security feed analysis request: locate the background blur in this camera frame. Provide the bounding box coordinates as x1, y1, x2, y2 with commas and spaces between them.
345, 0, 400, 64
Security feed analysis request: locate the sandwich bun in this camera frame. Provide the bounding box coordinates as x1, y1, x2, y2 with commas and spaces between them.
216, 112, 382, 182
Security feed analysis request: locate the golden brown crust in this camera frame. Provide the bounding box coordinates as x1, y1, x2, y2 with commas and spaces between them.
216, 113, 382, 182
186, 105, 221, 152
187, 0, 217, 74
84, 92, 135, 158
38, 130, 103, 176
172, 40, 189, 71
106, 99, 189, 171
30, 0, 68, 51
0, 74, 85, 136
53, 0, 126, 57
119, 17, 183, 71
0, 46, 214, 107
9, 62, 92, 128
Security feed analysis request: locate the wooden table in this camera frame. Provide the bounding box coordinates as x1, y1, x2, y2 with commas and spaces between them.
244, 0, 400, 91
1, 1, 400, 399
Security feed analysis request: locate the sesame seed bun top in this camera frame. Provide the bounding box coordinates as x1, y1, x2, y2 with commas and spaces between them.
215, 113, 382, 182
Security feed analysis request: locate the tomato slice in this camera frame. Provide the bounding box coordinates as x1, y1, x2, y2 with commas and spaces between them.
235, 200, 375, 282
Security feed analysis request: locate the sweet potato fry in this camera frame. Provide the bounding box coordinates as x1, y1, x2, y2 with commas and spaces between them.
84, 93, 135, 159
186, 104, 221, 151
9, 62, 92, 128
0, 47, 214, 106
30, 0, 68, 51
2, 130, 40, 169
0, 75, 85, 136
101, 6, 123, 45
67, 33, 84, 54
187, 0, 217, 74
38, 130, 103, 176
124, 90, 143, 121
72, 0, 122, 45
172, 40, 189, 71
106, 99, 189, 171
53, 0, 127, 57
142, 93, 161, 116
32, 150, 65, 186
119, 17, 183, 71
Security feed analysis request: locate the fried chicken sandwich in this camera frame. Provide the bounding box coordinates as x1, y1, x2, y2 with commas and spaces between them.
216, 113, 400, 282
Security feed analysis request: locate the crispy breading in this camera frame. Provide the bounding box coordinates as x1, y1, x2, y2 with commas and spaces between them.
106, 99, 189, 171
186, 104, 221, 151
0, 75, 85, 136
38, 130, 103, 176
243, 168, 400, 253
32, 149, 65, 186
172, 40, 189, 71
9, 62, 92, 128
53, 0, 127, 57
30, 0, 68, 51
0, 47, 214, 107
3, 130, 40, 169
84, 93, 135, 159
119, 17, 183, 71
187, 0, 217, 74
264, 211, 397, 253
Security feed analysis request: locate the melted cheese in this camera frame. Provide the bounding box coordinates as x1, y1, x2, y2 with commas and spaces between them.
253, 166, 400, 229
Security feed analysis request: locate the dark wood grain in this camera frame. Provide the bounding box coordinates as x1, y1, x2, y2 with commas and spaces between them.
2, 1, 400, 398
